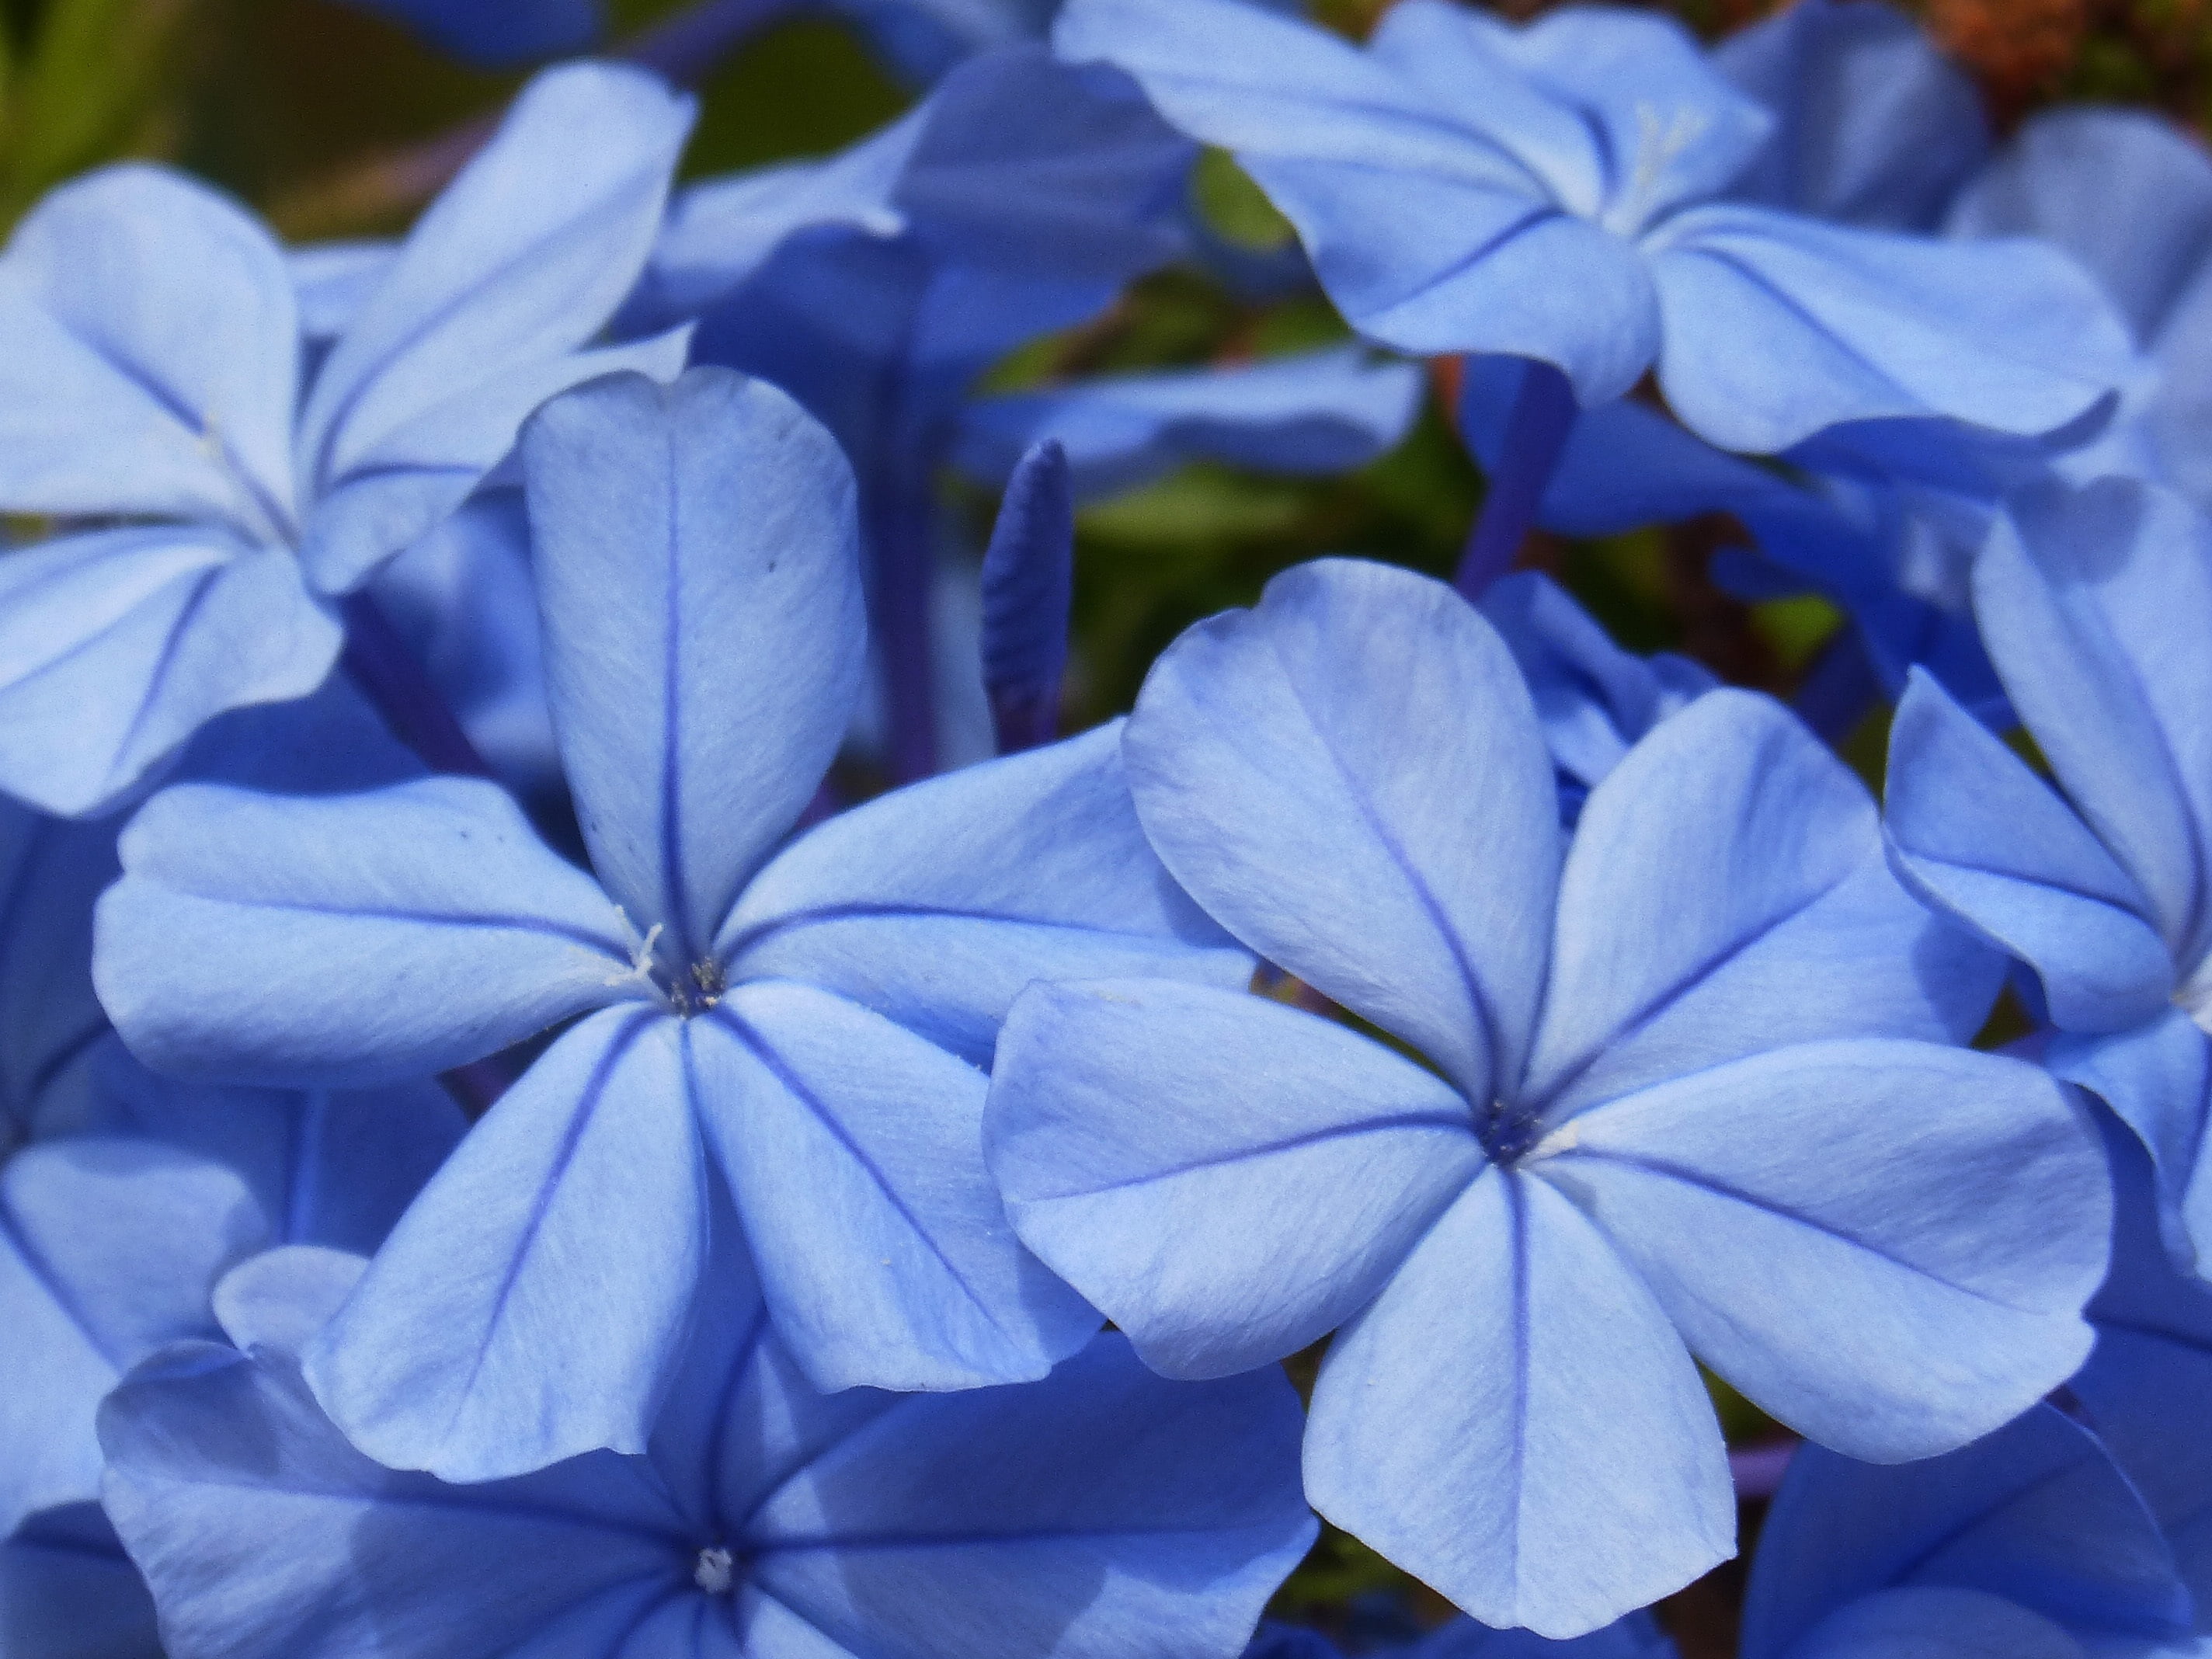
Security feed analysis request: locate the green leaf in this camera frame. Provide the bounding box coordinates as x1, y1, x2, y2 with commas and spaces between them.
3, 0, 200, 224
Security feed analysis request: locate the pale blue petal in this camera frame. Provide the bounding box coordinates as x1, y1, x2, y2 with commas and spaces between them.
1524, 690, 1998, 1121
955, 347, 1422, 500
0, 1140, 261, 1532
1717, 0, 1988, 231
0, 165, 297, 530
99, 1342, 685, 1659
0, 1507, 159, 1659
297, 63, 693, 551
1948, 106, 2212, 345
986, 976, 1482, 1378
1741, 1406, 2188, 1657
290, 240, 398, 340
722, 722, 1249, 1066
304, 324, 692, 595
1306, 1168, 1732, 1639
1649, 206, 2132, 453
305, 1008, 705, 1481
2051, 1012, 2212, 1277
1888, 669, 2174, 1030
212, 1245, 367, 1355
1974, 478, 2212, 969
693, 982, 1094, 1392
525, 368, 864, 963
1540, 1039, 2106, 1460
1125, 559, 1559, 1104
745, 1334, 1315, 1659
0, 528, 341, 819
96, 777, 633, 1085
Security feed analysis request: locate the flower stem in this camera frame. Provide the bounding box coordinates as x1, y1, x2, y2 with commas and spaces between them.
1453, 359, 1578, 601
337, 592, 498, 781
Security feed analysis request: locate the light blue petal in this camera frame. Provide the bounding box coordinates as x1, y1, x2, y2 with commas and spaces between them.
525, 368, 864, 965
99, 1342, 685, 1659
1741, 1406, 2189, 1658
824, 0, 1045, 85
0, 528, 342, 819
1477, 569, 1715, 795
986, 976, 1483, 1379
1717, 0, 1988, 231
1885, 667, 2172, 1031
1540, 1039, 2106, 1460
0, 1140, 261, 1532
1523, 690, 1998, 1122
96, 777, 634, 1085
746, 1334, 1315, 1659
289, 240, 398, 340
722, 722, 1250, 1066
1306, 1167, 1732, 1639
211, 1245, 367, 1355
955, 346, 1422, 500
304, 323, 692, 596
2051, 1012, 2212, 1278
304, 1007, 704, 1481
0, 1508, 159, 1659
1648, 205, 2132, 454
1974, 478, 2212, 969
1125, 558, 1559, 1104
1949, 106, 2212, 346
693, 981, 1094, 1392
1783, 1587, 2084, 1659
0, 165, 297, 531
297, 64, 694, 579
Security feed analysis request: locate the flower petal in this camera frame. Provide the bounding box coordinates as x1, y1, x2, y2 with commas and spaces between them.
1125, 558, 1558, 1104
986, 976, 1483, 1379
2050, 1011, 2212, 1278
524, 367, 864, 964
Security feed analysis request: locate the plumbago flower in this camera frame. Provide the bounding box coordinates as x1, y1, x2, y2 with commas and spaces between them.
96, 1192, 1314, 1659
1883, 477, 2212, 1275
1052, 0, 2130, 592
0, 61, 694, 818
985, 558, 2110, 1637
93, 367, 1250, 1485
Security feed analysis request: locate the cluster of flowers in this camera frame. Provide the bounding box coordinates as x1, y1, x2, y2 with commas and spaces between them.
5, 0, 2212, 1654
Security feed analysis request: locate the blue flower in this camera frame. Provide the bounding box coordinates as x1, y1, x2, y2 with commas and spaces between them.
1883, 477, 2212, 1275
984, 558, 2109, 1637
1737, 1402, 2191, 1658
1250, 1612, 1677, 1659
92, 367, 1248, 1485
0, 62, 694, 817
96, 1202, 1316, 1659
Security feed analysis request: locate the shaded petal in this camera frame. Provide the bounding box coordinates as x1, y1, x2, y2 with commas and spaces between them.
340, 0, 597, 66
0, 803, 120, 1139
746, 1334, 1315, 1659
0, 528, 342, 819
525, 368, 864, 963
0, 165, 296, 528
212, 1245, 367, 1355
1974, 477, 2212, 968
1717, 0, 1988, 231
0, 1140, 261, 1532
304, 1008, 705, 1481
1884, 667, 2172, 1031
96, 776, 633, 1086
1742, 1407, 2188, 1657
1525, 690, 1997, 1121
1125, 558, 1558, 1104
1407, 1612, 1678, 1659
304, 324, 691, 596
1540, 1039, 2107, 1461
694, 983, 1094, 1393
0, 1507, 160, 1659
723, 722, 1249, 1066
2050, 1012, 2212, 1278
1649, 205, 2132, 453
955, 346, 1422, 500
297, 63, 693, 527
986, 977, 1483, 1379
1306, 1168, 1732, 1640
99, 1342, 685, 1659
1788, 1587, 2084, 1659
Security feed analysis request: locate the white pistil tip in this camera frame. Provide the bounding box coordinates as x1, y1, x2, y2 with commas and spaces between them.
694, 1546, 736, 1595
1523, 1120, 1580, 1165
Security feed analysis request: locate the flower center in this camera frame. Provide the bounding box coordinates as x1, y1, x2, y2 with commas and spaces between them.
693, 1545, 737, 1596
1477, 1099, 1543, 1165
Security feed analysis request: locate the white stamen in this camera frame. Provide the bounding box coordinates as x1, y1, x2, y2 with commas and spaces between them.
603, 920, 666, 990
694, 1546, 736, 1596
1522, 1120, 1580, 1165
